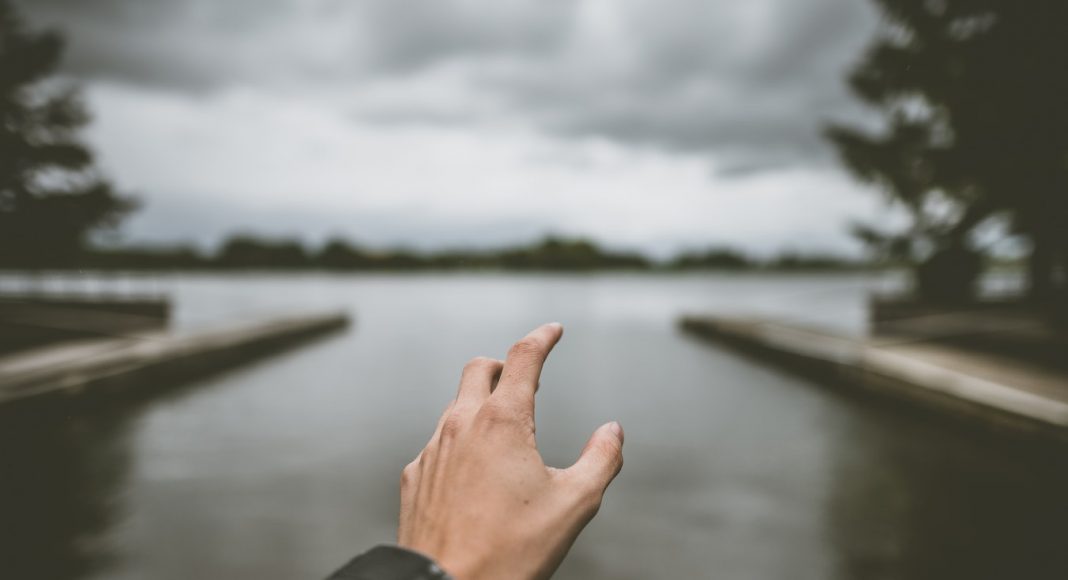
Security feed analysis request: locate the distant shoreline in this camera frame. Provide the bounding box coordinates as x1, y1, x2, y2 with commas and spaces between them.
5, 235, 882, 274
6, 234, 1023, 275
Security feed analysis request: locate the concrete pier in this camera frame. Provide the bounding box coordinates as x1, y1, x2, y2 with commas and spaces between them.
680, 316, 1068, 443
0, 311, 350, 405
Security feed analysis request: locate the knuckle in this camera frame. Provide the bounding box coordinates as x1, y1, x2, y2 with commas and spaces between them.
400, 461, 418, 487
434, 402, 455, 428
477, 401, 517, 426
477, 403, 535, 437
477, 401, 507, 423
418, 446, 433, 467
507, 337, 544, 361
463, 356, 496, 374
575, 479, 605, 513
439, 413, 464, 441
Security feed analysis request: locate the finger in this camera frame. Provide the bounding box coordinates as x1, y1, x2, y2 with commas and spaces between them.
456, 357, 503, 409
418, 403, 454, 509
427, 400, 455, 446
397, 457, 420, 543
494, 322, 564, 410
564, 422, 625, 502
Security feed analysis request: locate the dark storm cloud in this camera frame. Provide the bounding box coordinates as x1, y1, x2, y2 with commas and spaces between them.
15, 0, 879, 172
357, 0, 573, 73
17, 0, 325, 89
16, 0, 572, 88
475, 0, 880, 168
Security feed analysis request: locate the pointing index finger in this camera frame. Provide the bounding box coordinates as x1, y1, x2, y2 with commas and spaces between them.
494, 322, 564, 410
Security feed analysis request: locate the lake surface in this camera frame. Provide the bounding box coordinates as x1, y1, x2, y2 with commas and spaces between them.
2, 273, 1066, 580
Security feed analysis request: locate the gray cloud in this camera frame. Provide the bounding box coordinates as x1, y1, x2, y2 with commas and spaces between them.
16, 0, 572, 88
475, 0, 880, 168
17, 0, 880, 172
357, 0, 574, 73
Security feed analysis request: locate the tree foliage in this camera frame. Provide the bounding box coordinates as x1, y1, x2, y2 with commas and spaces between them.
0, 1, 134, 268
829, 0, 1068, 302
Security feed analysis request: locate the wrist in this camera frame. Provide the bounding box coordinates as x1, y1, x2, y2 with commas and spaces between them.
327, 545, 453, 579
434, 555, 479, 580
403, 545, 481, 580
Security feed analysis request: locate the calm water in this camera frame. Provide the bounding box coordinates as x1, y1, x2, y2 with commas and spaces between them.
1, 273, 1066, 580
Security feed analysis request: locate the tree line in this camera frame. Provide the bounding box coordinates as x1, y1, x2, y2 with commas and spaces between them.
77, 235, 863, 272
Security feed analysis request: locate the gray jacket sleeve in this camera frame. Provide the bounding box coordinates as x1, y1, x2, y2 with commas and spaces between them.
326, 545, 454, 580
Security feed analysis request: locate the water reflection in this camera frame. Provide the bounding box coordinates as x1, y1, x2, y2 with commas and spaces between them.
0, 400, 133, 579
824, 403, 1068, 579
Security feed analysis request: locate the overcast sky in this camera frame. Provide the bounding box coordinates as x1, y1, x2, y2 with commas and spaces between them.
18, 0, 893, 257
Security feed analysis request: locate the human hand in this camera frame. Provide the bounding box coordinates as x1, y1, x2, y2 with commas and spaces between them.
397, 323, 624, 580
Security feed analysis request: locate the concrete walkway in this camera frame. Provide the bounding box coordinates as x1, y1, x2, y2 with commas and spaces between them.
0, 311, 350, 405
681, 316, 1068, 442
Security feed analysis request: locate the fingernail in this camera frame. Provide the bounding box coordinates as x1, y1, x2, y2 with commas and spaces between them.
607, 421, 624, 444
546, 322, 563, 333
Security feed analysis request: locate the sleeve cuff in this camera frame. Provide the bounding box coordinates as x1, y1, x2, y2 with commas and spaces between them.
326, 545, 454, 580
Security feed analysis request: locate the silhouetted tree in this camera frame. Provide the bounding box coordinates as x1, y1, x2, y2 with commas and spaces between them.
215, 235, 309, 269
83, 245, 207, 270
768, 252, 858, 272
499, 237, 649, 271
0, 1, 134, 269
828, 0, 1068, 306
670, 248, 751, 270
318, 238, 372, 270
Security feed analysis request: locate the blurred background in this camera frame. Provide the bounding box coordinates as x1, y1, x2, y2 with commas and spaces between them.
1, 0, 1066, 579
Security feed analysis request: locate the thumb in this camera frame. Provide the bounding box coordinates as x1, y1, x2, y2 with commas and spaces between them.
566, 421, 625, 498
